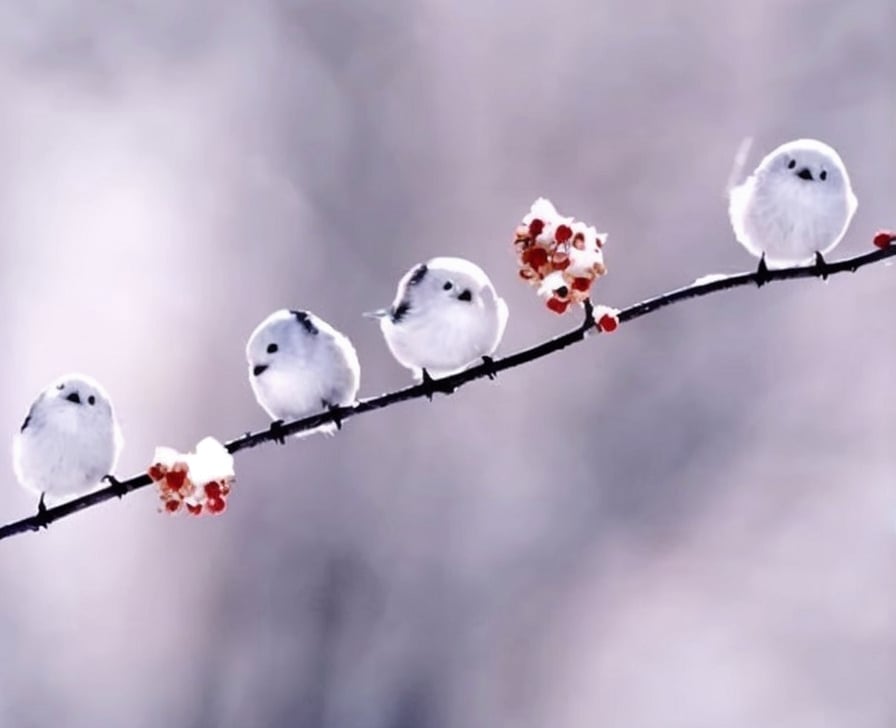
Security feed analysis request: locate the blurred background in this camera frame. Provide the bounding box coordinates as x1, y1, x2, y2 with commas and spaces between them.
0, 0, 894, 726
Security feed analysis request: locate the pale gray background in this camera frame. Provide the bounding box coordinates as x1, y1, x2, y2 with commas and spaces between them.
0, 1, 894, 726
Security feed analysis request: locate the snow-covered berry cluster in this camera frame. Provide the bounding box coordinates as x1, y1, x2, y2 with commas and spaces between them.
148, 437, 235, 516
514, 197, 608, 314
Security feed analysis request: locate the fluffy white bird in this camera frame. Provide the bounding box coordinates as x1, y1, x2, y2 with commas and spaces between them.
729, 138, 857, 275
13, 374, 123, 515
246, 309, 360, 438
368, 257, 509, 386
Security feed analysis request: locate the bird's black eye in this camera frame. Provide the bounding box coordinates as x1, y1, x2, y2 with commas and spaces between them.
787, 159, 796, 169
443, 281, 453, 291
88, 395, 96, 406
820, 170, 827, 181
267, 343, 278, 354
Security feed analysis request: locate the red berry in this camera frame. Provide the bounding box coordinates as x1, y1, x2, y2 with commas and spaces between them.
873, 230, 895, 249
528, 219, 544, 237
166, 470, 186, 491
597, 313, 619, 332
204, 482, 221, 499
546, 297, 570, 314
148, 464, 165, 481
207, 497, 227, 515
554, 225, 572, 243
523, 247, 549, 268
571, 276, 592, 292
164, 499, 180, 513
186, 503, 202, 516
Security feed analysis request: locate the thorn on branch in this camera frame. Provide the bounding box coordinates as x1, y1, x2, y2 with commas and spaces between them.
755, 254, 771, 287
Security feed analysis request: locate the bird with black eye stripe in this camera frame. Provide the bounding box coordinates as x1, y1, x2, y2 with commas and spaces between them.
366, 256, 508, 395
246, 309, 360, 441
13, 373, 124, 523
729, 138, 857, 282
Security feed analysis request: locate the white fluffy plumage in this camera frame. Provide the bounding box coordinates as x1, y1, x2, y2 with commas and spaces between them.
729, 138, 857, 267
246, 309, 360, 435
372, 256, 509, 380
13, 373, 123, 505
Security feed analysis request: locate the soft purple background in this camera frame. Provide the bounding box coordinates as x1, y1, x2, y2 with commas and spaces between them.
1, 1, 894, 726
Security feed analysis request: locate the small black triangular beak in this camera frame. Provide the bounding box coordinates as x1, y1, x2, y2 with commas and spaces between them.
253, 364, 269, 377
65, 391, 81, 404
796, 167, 814, 181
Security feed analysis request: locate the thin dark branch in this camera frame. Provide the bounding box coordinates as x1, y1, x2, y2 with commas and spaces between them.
2, 241, 894, 541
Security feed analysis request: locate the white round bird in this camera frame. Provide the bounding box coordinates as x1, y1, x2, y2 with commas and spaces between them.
13, 374, 123, 516
246, 309, 361, 438
729, 138, 857, 274
368, 256, 509, 386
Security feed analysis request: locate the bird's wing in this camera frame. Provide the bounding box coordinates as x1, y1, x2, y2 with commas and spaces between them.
19, 394, 45, 433
727, 177, 753, 243
495, 297, 509, 343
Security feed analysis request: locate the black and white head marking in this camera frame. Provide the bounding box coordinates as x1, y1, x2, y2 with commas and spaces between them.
390, 263, 428, 323
290, 310, 318, 335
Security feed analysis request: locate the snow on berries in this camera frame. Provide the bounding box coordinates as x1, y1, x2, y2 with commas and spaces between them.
591, 304, 620, 333
148, 437, 235, 517
514, 198, 608, 314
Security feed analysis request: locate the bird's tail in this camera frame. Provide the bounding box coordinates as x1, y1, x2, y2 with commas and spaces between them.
725, 136, 754, 196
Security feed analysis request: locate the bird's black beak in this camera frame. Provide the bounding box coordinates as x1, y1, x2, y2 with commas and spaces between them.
457, 289, 473, 302
253, 364, 269, 377
796, 167, 814, 181
65, 391, 81, 405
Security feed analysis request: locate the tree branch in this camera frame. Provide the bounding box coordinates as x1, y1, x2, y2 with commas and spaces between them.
2, 241, 894, 541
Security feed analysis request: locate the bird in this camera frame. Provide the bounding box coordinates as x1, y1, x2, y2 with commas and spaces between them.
13, 373, 124, 521
246, 309, 361, 440
729, 138, 857, 282
366, 256, 508, 394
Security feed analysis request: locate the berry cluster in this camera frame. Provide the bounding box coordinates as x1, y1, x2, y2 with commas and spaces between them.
148, 437, 235, 516
514, 198, 608, 314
